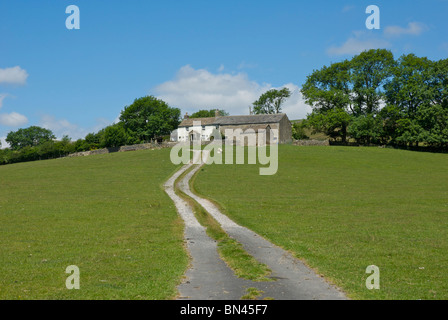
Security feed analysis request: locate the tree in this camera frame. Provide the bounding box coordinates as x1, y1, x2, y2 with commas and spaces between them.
190, 109, 229, 118
414, 103, 448, 147
301, 60, 352, 113
302, 50, 448, 149
53, 135, 75, 156
73, 139, 88, 152
291, 122, 309, 140
433, 58, 448, 109
351, 49, 395, 116
306, 108, 352, 142
377, 104, 402, 144
252, 88, 291, 114
119, 96, 181, 142
6, 126, 56, 151
0, 148, 12, 165
301, 61, 353, 142
347, 114, 382, 145
102, 123, 127, 148
84, 131, 105, 150
302, 49, 395, 144
383, 55, 448, 147
385, 54, 434, 120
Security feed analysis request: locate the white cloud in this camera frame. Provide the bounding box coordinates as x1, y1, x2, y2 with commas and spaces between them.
279, 83, 312, 120
154, 65, 270, 115
40, 115, 81, 139
384, 22, 427, 37
328, 22, 427, 56
327, 31, 390, 56
0, 112, 28, 127
153, 65, 311, 120
0, 136, 10, 149
0, 94, 7, 109
0, 66, 29, 85
39, 115, 112, 140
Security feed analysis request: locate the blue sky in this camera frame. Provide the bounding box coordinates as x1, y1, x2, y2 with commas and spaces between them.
1, 0, 447, 146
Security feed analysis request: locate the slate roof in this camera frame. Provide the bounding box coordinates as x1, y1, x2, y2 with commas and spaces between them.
178, 117, 217, 127
178, 113, 287, 127
213, 113, 287, 125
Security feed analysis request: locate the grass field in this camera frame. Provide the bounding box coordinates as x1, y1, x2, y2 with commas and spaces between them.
0, 149, 187, 299
193, 145, 448, 300
2, 144, 447, 300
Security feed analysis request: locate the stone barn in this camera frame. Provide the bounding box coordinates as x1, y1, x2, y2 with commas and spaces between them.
213, 114, 292, 144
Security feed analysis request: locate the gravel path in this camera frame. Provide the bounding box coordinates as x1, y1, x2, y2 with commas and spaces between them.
164, 150, 347, 300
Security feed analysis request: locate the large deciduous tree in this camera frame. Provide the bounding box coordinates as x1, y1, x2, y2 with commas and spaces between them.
302, 49, 395, 143
384, 54, 434, 120
6, 126, 56, 151
301, 60, 352, 113
119, 96, 180, 143
383, 54, 448, 147
350, 49, 395, 116
252, 88, 291, 114
301, 60, 353, 142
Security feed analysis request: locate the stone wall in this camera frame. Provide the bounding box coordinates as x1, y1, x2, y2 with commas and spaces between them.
292, 139, 330, 146
67, 141, 177, 158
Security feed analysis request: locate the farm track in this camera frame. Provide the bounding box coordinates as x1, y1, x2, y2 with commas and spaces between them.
164, 150, 347, 300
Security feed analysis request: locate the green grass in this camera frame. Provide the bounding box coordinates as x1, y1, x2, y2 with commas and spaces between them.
175, 165, 272, 282
241, 287, 264, 300
0, 149, 187, 299
193, 145, 448, 300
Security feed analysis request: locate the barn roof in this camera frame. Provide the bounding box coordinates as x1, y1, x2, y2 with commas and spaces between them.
178, 113, 288, 127
213, 113, 287, 125
178, 117, 217, 127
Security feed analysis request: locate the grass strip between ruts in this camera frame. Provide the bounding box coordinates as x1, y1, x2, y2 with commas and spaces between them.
174, 163, 273, 282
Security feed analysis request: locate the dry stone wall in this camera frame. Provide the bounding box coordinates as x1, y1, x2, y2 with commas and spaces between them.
292, 139, 330, 146
67, 142, 177, 158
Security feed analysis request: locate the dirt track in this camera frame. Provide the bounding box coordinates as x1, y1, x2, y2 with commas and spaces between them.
164, 150, 347, 300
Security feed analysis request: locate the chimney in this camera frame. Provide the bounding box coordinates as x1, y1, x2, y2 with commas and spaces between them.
184, 112, 189, 119
214, 109, 220, 118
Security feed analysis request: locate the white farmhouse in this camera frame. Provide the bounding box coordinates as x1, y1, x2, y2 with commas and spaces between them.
177, 114, 219, 142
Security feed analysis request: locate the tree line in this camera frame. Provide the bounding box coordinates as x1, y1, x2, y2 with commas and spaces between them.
300, 49, 448, 149
0, 95, 236, 166
0, 96, 181, 165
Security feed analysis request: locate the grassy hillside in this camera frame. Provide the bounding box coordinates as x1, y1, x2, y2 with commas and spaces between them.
193, 145, 448, 299
0, 149, 187, 299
